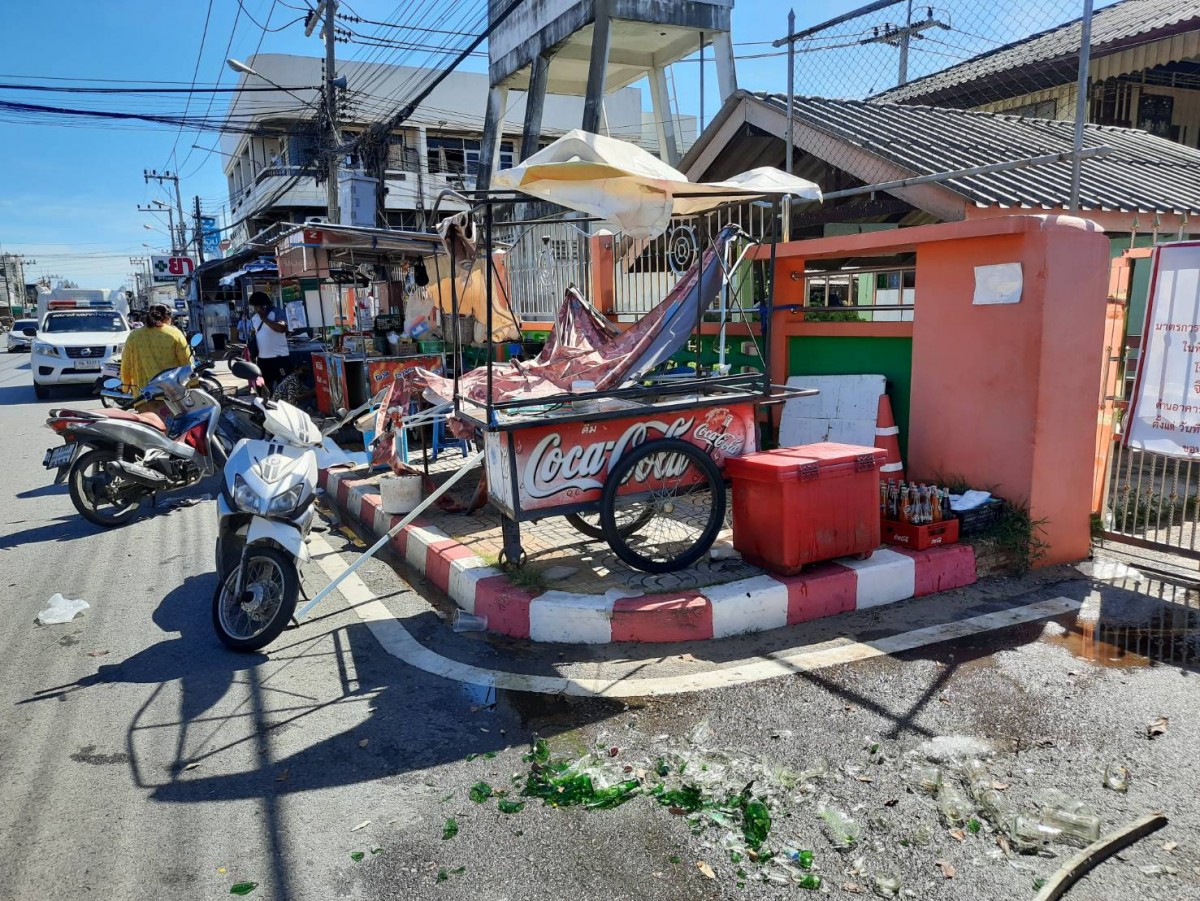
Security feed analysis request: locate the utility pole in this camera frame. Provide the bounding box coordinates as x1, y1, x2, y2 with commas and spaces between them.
307, 0, 341, 223
4, 255, 35, 315
192, 196, 206, 264
783, 9, 795, 242
143, 170, 188, 252
861, 4, 948, 87
0, 255, 13, 317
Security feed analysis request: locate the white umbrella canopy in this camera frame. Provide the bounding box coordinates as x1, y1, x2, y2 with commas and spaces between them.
492, 129, 822, 238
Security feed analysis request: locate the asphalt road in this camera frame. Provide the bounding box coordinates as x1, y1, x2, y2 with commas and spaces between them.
1, 348, 1199, 901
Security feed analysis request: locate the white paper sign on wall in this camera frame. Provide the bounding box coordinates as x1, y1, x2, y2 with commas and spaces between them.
972, 262, 1023, 305
1126, 242, 1200, 458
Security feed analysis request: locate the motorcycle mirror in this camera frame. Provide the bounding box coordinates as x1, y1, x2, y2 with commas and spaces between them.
190, 333, 204, 348
103, 377, 122, 389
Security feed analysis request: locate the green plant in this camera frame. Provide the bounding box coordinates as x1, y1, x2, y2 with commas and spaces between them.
478, 552, 547, 593
931, 472, 974, 495
976, 500, 1048, 574
802, 309, 864, 323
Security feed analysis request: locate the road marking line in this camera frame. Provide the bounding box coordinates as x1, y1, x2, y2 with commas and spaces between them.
307, 534, 1080, 698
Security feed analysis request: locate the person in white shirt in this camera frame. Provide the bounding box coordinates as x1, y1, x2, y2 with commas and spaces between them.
249, 292, 291, 389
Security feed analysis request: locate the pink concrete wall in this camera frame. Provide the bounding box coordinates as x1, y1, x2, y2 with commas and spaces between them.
756, 215, 1111, 566
906, 217, 1110, 564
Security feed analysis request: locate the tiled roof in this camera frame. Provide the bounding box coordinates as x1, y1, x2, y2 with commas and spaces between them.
874, 0, 1200, 104
755, 92, 1200, 213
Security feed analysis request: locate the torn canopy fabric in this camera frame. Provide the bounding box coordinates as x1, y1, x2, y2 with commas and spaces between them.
491, 129, 822, 238
417, 225, 741, 408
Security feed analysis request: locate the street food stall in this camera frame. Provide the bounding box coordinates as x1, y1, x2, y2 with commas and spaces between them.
272, 223, 521, 412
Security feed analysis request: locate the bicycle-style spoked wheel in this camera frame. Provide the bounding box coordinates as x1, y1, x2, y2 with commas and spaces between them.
564, 507, 654, 540
598, 438, 725, 573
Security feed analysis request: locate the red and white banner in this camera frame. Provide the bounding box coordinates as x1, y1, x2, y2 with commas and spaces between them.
486, 403, 756, 515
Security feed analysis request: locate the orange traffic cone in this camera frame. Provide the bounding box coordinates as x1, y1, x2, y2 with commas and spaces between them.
876, 394, 905, 482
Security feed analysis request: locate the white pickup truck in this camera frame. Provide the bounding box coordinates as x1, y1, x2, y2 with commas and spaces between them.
31, 307, 130, 400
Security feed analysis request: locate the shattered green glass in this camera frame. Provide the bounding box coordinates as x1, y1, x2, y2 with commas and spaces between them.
742, 800, 771, 850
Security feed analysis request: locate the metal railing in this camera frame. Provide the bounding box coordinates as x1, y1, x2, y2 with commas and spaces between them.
611, 203, 774, 317
494, 217, 592, 322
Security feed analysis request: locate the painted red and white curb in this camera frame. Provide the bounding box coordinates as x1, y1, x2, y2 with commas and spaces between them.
322, 467, 977, 644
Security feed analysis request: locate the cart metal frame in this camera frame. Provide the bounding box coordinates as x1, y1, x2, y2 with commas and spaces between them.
425, 187, 810, 572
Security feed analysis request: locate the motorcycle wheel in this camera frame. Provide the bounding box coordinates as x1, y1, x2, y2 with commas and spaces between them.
212, 546, 299, 652
68, 448, 145, 527
200, 375, 224, 397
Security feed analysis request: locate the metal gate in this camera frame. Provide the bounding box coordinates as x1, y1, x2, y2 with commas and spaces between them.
1098, 248, 1200, 562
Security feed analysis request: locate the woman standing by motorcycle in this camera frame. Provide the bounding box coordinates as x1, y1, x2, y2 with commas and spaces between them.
121, 303, 191, 395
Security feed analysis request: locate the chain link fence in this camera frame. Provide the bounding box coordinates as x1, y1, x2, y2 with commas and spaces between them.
789, 0, 1098, 107
779, 0, 1105, 199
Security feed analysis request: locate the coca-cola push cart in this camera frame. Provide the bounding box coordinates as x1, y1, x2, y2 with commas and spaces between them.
406, 134, 821, 573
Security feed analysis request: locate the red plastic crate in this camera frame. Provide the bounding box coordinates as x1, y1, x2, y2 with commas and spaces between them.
726, 442, 886, 576
881, 517, 960, 550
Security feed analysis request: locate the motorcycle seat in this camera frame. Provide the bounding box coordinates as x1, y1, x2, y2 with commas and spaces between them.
105, 409, 169, 432
56, 407, 169, 433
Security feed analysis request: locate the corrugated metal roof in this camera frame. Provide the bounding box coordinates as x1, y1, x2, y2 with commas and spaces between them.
874, 0, 1200, 104
755, 92, 1200, 214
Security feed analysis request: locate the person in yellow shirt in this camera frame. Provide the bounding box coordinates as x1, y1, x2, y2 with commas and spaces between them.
120, 303, 192, 394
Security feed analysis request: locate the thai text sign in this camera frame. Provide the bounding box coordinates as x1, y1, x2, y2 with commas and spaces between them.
151, 255, 195, 283
1127, 243, 1200, 457
486, 403, 757, 515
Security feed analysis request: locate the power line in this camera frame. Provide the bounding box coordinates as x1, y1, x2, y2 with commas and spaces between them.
176, 0, 248, 175
165, 0, 215, 170
0, 82, 316, 94
180, 0, 286, 179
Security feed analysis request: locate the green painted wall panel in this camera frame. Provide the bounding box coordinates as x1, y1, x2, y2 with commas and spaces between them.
787, 336, 913, 458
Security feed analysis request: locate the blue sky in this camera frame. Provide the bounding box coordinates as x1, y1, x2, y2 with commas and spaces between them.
0, 0, 1077, 287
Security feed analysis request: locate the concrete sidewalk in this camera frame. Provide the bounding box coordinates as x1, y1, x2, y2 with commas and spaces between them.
321, 460, 978, 644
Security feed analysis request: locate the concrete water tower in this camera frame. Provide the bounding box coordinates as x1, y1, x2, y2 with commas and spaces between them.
479, 0, 736, 186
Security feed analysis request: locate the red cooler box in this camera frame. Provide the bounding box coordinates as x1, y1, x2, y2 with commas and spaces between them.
725, 442, 887, 575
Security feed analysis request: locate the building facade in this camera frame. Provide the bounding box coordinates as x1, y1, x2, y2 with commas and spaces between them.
220, 54, 693, 249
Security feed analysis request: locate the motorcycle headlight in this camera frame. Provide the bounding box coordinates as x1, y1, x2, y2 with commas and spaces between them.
267, 484, 306, 517
32, 341, 61, 357
232, 473, 264, 515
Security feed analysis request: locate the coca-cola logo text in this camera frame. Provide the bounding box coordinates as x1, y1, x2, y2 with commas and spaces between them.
523, 417, 694, 500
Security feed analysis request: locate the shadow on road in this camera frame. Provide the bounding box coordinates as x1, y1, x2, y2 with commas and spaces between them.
19, 562, 625, 901
15, 483, 69, 500
0, 380, 99, 407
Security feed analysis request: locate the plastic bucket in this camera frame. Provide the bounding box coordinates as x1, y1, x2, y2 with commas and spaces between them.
379, 473, 424, 514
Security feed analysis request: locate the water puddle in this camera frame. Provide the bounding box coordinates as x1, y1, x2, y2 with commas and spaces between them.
460, 681, 497, 711
1042, 611, 1200, 669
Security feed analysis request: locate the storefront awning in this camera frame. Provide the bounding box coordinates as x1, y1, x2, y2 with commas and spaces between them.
218, 257, 278, 286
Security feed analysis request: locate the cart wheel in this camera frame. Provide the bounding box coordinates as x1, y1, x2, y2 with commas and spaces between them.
564, 509, 653, 541
497, 549, 528, 571
599, 438, 725, 574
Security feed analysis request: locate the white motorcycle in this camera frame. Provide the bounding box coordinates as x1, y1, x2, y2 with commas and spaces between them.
212, 359, 385, 651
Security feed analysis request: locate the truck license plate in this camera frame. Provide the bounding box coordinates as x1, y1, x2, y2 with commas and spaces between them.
73, 360, 101, 371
